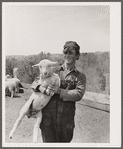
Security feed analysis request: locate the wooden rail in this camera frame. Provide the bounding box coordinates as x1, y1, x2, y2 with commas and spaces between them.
78, 91, 110, 112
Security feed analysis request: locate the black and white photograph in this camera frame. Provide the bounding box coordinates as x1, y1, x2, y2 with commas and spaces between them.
2, 2, 121, 148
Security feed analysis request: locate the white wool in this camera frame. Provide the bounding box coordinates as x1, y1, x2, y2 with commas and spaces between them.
9, 59, 60, 143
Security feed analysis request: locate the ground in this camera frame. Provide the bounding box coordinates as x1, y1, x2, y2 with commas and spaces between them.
4, 84, 110, 144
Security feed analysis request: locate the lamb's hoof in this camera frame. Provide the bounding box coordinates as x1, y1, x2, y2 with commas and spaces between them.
9, 132, 13, 139
9, 135, 12, 139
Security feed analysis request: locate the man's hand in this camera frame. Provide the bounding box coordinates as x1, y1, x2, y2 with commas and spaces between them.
39, 85, 55, 96
38, 84, 61, 96
39, 85, 45, 93
31, 81, 41, 91
47, 84, 61, 95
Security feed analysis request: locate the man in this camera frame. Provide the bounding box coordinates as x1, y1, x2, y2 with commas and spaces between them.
39, 41, 86, 142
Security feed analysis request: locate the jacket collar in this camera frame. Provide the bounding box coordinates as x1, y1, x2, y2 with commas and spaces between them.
60, 63, 78, 73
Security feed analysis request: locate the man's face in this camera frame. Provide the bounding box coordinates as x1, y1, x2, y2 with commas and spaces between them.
63, 48, 77, 64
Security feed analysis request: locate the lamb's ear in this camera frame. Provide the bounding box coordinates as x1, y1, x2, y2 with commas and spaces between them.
52, 62, 61, 71
51, 62, 59, 67
32, 64, 39, 67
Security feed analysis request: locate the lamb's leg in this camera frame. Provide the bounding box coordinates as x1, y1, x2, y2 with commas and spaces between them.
17, 86, 19, 93
33, 111, 42, 143
15, 87, 17, 93
9, 109, 26, 139
10, 89, 14, 98
9, 97, 34, 139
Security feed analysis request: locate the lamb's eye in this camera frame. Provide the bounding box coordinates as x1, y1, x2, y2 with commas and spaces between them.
40, 66, 42, 68
48, 65, 51, 67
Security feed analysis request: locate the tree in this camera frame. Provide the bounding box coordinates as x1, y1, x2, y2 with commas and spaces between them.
22, 56, 39, 82
6, 58, 18, 76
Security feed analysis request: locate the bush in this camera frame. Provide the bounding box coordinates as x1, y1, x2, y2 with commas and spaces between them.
6, 51, 110, 94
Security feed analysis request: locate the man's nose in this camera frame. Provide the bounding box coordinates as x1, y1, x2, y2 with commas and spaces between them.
64, 54, 70, 58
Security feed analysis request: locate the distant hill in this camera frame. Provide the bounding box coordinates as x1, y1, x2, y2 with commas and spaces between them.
5, 51, 110, 94
6, 51, 109, 60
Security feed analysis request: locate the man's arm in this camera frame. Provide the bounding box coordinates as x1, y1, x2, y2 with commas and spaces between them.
59, 73, 86, 102
31, 79, 46, 93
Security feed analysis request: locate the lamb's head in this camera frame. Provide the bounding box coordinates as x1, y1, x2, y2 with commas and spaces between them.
5, 75, 12, 79
32, 59, 60, 78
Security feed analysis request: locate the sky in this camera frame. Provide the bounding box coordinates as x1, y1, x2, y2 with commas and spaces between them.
3, 3, 110, 56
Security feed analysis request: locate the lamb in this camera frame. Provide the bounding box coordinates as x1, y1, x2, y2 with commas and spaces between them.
5, 80, 16, 98
5, 75, 16, 97
6, 68, 21, 93
6, 78, 20, 93
5, 68, 24, 97
9, 59, 60, 143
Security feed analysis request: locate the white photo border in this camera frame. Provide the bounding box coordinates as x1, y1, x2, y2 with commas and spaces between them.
2, 2, 121, 148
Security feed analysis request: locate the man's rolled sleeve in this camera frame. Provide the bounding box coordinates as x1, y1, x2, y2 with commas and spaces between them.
60, 73, 86, 102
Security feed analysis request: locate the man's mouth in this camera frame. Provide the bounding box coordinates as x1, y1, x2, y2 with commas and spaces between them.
65, 58, 71, 61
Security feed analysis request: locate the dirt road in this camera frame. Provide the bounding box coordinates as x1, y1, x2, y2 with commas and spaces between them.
4, 89, 110, 143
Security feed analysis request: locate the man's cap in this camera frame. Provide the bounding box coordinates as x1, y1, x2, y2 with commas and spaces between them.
63, 41, 80, 50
